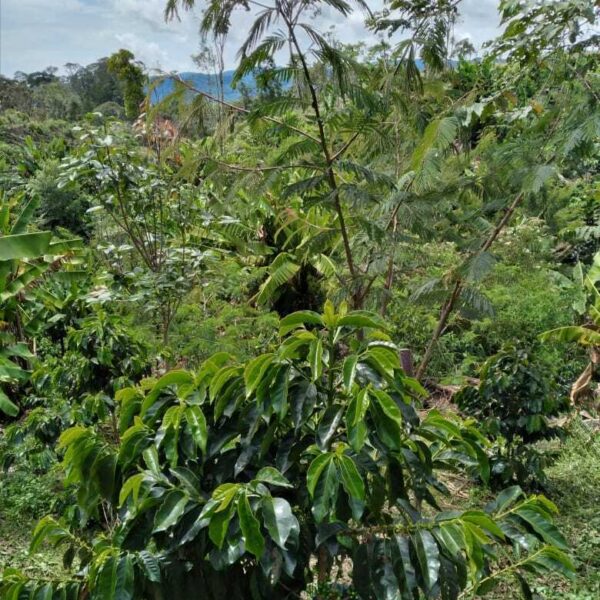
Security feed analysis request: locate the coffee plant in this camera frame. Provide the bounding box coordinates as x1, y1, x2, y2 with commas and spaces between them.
1, 304, 574, 599
456, 345, 569, 489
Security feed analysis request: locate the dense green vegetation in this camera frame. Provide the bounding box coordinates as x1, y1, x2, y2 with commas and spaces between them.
0, 0, 599, 598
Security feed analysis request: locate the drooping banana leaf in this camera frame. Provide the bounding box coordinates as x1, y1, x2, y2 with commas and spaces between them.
541, 326, 600, 347
11, 196, 40, 235
0, 263, 49, 303
0, 232, 52, 261
0, 388, 18, 417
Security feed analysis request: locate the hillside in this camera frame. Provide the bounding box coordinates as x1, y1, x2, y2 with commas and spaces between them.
149, 69, 258, 102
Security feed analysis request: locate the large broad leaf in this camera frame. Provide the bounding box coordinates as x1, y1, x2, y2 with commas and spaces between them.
279, 310, 324, 336
514, 507, 567, 549
142, 446, 162, 477
312, 458, 339, 523
261, 497, 298, 549
29, 516, 70, 554
307, 453, 334, 498
31, 583, 55, 600
212, 483, 240, 511
337, 455, 365, 503
366, 346, 401, 376
209, 502, 235, 549
255, 467, 293, 488
371, 389, 404, 425
0, 231, 51, 261
238, 494, 265, 558
345, 388, 369, 452
114, 555, 134, 600
185, 406, 207, 454
95, 556, 118, 600
436, 523, 467, 560
140, 370, 194, 416
485, 486, 524, 515
138, 551, 161, 583
210, 365, 243, 406
1, 343, 34, 360
370, 389, 404, 449
522, 546, 575, 580
337, 454, 365, 519
308, 337, 323, 382
0, 358, 29, 382
412, 530, 441, 594
119, 473, 145, 506
94, 554, 134, 600
0, 388, 19, 417
343, 355, 359, 390
317, 405, 343, 451
461, 511, 505, 540
153, 490, 188, 533
271, 365, 289, 419
244, 353, 275, 397
46, 238, 83, 255
391, 535, 418, 597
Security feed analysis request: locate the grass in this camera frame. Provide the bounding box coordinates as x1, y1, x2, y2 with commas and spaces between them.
0, 465, 65, 579
534, 419, 600, 599
0, 520, 63, 580
476, 418, 600, 599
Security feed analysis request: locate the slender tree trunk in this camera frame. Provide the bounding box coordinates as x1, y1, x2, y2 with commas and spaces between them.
284, 16, 361, 307
317, 546, 330, 599
399, 348, 414, 377
415, 193, 524, 379
415, 280, 463, 380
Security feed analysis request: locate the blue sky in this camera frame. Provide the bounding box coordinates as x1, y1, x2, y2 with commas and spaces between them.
0, 0, 501, 77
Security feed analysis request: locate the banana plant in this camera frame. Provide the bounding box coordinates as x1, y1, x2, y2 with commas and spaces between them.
5, 303, 574, 599
542, 251, 600, 406
0, 193, 81, 416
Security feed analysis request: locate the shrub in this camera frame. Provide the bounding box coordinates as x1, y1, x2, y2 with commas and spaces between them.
0, 309, 151, 472
1, 305, 575, 599
456, 345, 569, 488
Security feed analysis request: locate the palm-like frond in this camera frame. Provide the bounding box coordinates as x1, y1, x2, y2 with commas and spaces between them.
282, 176, 328, 200
238, 8, 277, 58
336, 161, 395, 187
460, 251, 497, 283
458, 286, 494, 319
272, 138, 321, 165
247, 97, 309, 126
410, 277, 447, 306
298, 24, 355, 93
164, 0, 195, 20
234, 33, 288, 85
254, 252, 300, 306
411, 116, 460, 170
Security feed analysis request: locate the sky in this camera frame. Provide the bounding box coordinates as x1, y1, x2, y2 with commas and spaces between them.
0, 0, 501, 77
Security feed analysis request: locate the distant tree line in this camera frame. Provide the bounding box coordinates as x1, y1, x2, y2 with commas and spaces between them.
0, 50, 145, 120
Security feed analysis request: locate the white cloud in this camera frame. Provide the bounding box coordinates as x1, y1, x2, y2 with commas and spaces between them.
0, 0, 502, 77
114, 33, 170, 70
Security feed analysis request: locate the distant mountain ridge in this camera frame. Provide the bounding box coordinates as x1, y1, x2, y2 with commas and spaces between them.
150, 59, 453, 103
150, 70, 257, 103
